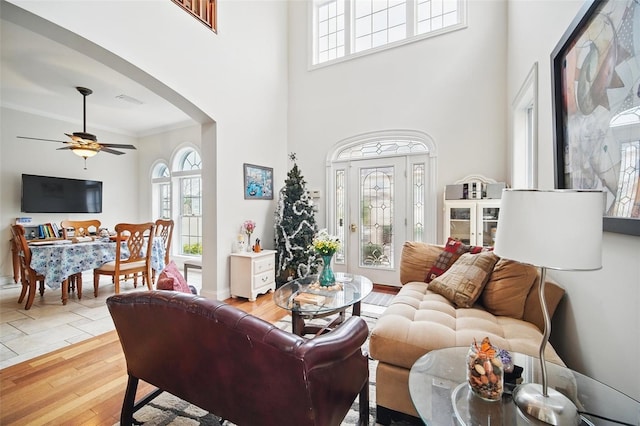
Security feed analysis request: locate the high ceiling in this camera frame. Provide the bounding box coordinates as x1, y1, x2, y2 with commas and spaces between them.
0, 18, 193, 139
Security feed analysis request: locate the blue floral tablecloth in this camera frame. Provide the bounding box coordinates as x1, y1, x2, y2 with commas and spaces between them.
29, 239, 165, 289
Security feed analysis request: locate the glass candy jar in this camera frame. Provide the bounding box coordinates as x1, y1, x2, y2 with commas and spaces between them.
467, 337, 504, 401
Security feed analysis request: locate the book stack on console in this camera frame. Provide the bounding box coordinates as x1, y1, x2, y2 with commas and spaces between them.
294, 293, 326, 306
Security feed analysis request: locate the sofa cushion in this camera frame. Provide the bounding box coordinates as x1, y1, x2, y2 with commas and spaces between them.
428, 251, 499, 308
156, 260, 191, 293
523, 277, 566, 332
369, 281, 565, 371
425, 237, 484, 282
481, 258, 538, 319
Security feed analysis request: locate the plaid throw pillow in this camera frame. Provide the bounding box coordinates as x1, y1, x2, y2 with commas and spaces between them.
425, 237, 485, 283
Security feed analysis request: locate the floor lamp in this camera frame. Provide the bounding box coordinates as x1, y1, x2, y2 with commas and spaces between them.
493, 189, 604, 425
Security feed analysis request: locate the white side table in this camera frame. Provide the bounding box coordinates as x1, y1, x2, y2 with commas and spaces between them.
229, 250, 276, 301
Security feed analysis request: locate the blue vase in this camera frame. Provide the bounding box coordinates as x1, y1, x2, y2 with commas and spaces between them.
319, 254, 335, 287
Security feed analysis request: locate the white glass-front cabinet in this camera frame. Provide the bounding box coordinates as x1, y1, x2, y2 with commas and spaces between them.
444, 200, 501, 247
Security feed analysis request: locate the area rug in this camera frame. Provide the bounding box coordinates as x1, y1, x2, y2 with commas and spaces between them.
125, 303, 420, 426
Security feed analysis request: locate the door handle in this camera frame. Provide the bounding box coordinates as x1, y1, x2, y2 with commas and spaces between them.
350, 224, 357, 232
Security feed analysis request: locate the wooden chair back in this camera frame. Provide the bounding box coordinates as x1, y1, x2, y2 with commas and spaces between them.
10, 224, 43, 309
154, 219, 174, 265
61, 220, 101, 239
114, 222, 155, 266
10, 225, 32, 277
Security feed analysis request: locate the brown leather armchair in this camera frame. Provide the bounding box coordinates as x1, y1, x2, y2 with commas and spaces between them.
107, 291, 369, 426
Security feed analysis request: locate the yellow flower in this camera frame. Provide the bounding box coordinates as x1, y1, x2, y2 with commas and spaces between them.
312, 229, 341, 255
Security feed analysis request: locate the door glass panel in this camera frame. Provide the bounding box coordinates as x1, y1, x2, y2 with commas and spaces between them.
413, 163, 425, 241
449, 207, 471, 244
360, 166, 394, 269
335, 169, 346, 263
482, 207, 499, 247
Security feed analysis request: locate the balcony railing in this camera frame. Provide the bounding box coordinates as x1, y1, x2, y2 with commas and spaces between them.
172, 0, 217, 31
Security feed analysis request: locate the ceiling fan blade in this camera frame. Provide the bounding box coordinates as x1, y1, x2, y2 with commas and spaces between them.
99, 143, 137, 150
17, 136, 68, 143
56, 146, 75, 151
100, 147, 126, 155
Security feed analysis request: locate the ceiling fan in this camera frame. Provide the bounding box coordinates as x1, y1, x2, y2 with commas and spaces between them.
17, 86, 137, 169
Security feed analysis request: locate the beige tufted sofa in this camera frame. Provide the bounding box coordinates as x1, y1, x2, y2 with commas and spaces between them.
369, 241, 567, 423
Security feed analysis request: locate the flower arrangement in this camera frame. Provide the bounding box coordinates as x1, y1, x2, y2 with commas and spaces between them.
312, 229, 341, 256
243, 220, 256, 235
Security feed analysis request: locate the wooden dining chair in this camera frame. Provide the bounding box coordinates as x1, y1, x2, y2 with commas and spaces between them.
60, 219, 101, 239
61, 219, 101, 291
10, 225, 44, 310
151, 219, 174, 284
10, 225, 82, 309
93, 222, 155, 297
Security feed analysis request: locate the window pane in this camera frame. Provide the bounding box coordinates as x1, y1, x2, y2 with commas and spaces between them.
388, 3, 405, 27
355, 35, 372, 51
319, 20, 328, 36
388, 24, 405, 42
372, 0, 386, 13
180, 176, 202, 255
372, 10, 387, 32
417, 0, 460, 35
372, 30, 387, 47
355, 15, 371, 37
355, 0, 372, 18
315, 0, 346, 64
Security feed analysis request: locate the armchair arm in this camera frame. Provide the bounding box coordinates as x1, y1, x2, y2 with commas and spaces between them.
296, 316, 369, 365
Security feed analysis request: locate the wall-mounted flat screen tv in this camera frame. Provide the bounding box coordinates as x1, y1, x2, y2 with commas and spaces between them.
21, 174, 103, 213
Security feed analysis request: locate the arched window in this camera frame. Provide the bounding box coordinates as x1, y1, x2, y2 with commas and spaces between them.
152, 162, 171, 219
173, 148, 203, 256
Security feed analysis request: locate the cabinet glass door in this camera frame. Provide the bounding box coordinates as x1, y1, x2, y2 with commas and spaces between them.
480, 207, 499, 247
449, 207, 472, 244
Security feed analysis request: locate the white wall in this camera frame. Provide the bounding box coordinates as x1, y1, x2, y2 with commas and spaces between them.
0, 107, 139, 275
287, 0, 509, 237
507, 0, 640, 400
2, 0, 289, 300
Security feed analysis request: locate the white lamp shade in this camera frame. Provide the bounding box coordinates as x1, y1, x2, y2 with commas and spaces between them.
493, 189, 604, 271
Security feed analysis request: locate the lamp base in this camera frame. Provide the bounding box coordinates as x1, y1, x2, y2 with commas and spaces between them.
513, 383, 580, 425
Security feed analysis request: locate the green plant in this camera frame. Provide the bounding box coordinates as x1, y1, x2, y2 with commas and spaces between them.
183, 242, 202, 255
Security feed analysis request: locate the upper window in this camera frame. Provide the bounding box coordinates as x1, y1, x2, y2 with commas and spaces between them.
312, 0, 466, 66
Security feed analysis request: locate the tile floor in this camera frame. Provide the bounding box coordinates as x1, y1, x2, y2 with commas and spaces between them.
0, 270, 202, 370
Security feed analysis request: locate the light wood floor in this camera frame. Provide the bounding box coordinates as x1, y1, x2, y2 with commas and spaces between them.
0, 287, 397, 425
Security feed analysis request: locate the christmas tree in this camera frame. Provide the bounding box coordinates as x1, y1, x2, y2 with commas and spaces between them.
274, 153, 319, 286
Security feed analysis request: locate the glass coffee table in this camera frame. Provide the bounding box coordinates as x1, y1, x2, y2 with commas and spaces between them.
273, 273, 373, 336
409, 347, 640, 425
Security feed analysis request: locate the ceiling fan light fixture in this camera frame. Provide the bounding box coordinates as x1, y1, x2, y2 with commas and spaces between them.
71, 147, 99, 158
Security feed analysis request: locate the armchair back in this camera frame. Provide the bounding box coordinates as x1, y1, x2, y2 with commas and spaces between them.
107, 291, 369, 426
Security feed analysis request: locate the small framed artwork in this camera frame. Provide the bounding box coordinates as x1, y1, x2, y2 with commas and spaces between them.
243, 163, 273, 200
551, 0, 640, 236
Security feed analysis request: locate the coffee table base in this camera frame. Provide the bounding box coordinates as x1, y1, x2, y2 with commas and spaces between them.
292, 301, 362, 336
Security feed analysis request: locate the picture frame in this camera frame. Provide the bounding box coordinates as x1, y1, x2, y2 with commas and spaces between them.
551, 0, 640, 236
243, 163, 273, 200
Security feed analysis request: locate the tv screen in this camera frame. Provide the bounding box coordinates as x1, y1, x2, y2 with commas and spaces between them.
21, 174, 103, 213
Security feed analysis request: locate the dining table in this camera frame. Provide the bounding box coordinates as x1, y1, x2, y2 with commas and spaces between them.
29, 237, 165, 304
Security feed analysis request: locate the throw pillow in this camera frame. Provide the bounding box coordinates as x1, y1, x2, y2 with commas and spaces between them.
399, 241, 445, 284
156, 260, 191, 293
480, 258, 538, 319
428, 251, 499, 308
425, 237, 485, 283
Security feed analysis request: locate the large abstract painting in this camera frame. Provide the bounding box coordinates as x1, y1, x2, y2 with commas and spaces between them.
552, 0, 640, 235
